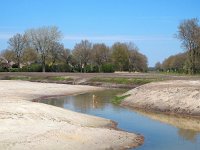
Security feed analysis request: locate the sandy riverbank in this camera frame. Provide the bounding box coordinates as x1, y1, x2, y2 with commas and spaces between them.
0, 80, 143, 150
122, 80, 200, 117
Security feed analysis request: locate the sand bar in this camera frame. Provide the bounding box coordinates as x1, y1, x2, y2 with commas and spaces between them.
122, 80, 200, 117
0, 80, 143, 150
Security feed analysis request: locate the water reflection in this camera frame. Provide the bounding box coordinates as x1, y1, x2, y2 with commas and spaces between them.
178, 129, 198, 142
40, 89, 126, 113
130, 109, 200, 143
38, 89, 200, 150
133, 109, 200, 131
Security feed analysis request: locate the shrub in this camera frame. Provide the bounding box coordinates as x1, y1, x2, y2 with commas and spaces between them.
84, 65, 93, 73
0, 67, 6, 72
30, 64, 43, 72
8, 68, 21, 72
48, 64, 72, 72
21, 64, 42, 72
12, 64, 19, 68
92, 65, 99, 72
111, 94, 131, 105
101, 63, 115, 73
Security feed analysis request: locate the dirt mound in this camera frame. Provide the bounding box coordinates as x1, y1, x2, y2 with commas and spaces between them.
122, 80, 200, 117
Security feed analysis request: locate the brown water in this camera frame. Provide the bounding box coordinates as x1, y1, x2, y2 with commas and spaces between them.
39, 89, 200, 150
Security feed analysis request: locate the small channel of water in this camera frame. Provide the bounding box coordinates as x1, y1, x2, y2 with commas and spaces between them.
39, 89, 200, 150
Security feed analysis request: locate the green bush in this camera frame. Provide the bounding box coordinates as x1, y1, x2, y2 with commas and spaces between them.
92, 65, 99, 72
48, 64, 72, 72
71, 65, 81, 72
0, 67, 6, 72
101, 63, 115, 73
21, 64, 42, 72
84, 65, 91, 73
83, 65, 100, 73
9, 68, 21, 72
30, 64, 43, 72
12, 64, 19, 68
111, 94, 131, 105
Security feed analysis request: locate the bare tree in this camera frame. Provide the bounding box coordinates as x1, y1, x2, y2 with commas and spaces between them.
129, 49, 148, 72
48, 42, 65, 65
176, 18, 200, 74
8, 33, 27, 68
1, 49, 15, 63
60, 48, 72, 64
162, 53, 187, 73
92, 43, 110, 72
72, 40, 92, 72
22, 48, 38, 65
25, 26, 62, 72
155, 62, 162, 71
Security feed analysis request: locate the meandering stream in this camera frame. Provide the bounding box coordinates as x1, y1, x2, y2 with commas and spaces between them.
39, 89, 200, 150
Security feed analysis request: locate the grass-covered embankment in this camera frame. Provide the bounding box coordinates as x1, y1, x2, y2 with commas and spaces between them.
111, 94, 131, 105
2, 72, 196, 88
1, 75, 74, 83
89, 77, 162, 88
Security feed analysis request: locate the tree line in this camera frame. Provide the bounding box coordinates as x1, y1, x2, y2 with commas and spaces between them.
0, 26, 148, 73
155, 18, 200, 74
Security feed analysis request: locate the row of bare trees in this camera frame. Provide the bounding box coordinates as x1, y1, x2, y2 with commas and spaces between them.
0, 26, 148, 72
155, 53, 187, 73
155, 18, 200, 74
2, 26, 62, 72
69, 41, 148, 73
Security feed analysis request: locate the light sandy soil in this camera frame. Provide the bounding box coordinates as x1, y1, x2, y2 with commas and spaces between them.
0, 80, 143, 150
122, 80, 200, 117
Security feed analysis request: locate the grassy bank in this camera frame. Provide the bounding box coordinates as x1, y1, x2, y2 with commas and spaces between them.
2, 72, 194, 88
3, 75, 73, 82
111, 94, 131, 105
90, 77, 162, 85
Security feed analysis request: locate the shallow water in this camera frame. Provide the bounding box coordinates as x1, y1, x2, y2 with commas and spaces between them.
39, 89, 200, 150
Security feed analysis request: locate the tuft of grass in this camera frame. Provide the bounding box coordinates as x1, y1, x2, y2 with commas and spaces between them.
49, 76, 73, 81
90, 77, 160, 85
9, 76, 31, 80
6, 75, 73, 82
111, 94, 131, 105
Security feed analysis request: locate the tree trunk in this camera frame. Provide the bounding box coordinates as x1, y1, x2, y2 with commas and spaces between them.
17, 56, 20, 68
42, 63, 45, 72
42, 55, 46, 72
98, 65, 101, 73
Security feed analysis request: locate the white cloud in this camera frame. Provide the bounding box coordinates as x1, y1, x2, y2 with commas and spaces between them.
0, 26, 18, 29
63, 35, 173, 42
0, 33, 174, 42
0, 33, 14, 40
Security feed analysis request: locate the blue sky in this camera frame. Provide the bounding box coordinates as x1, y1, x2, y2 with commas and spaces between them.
0, 0, 200, 66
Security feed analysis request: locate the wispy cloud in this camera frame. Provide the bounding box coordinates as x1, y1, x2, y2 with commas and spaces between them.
0, 26, 19, 30
0, 33, 174, 42
0, 26, 24, 40
64, 35, 174, 42
0, 33, 14, 40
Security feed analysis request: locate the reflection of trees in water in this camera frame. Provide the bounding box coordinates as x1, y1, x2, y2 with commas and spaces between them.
39, 89, 127, 113
132, 108, 200, 143
45, 98, 65, 108
65, 89, 126, 112
71, 94, 93, 113
70, 91, 112, 112
178, 128, 199, 142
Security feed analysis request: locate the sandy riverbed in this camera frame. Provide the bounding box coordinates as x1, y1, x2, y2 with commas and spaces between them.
0, 80, 143, 150
122, 80, 200, 117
